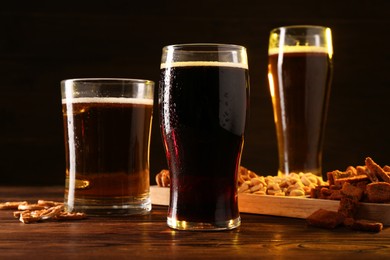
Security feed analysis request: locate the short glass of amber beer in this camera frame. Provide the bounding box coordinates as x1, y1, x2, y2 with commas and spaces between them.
268, 25, 333, 178
159, 44, 249, 230
61, 78, 154, 216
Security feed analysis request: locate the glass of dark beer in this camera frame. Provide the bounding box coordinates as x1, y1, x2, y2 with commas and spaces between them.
268, 25, 333, 178
159, 44, 249, 230
61, 78, 154, 216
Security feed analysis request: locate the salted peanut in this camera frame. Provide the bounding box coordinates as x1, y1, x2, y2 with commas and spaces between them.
267, 183, 281, 193
287, 183, 300, 193
289, 172, 300, 179
266, 188, 276, 195
293, 181, 305, 190
254, 190, 266, 195
307, 176, 318, 185
301, 173, 326, 186
250, 177, 261, 186
300, 175, 312, 187
279, 179, 289, 189
250, 184, 263, 193
267, 187, 283, 196
0, 201, 28, 210
271, 183, 281, 191
238, 182, 249, 193
288, 177, 299, 186
289, 189, 305, 196
264, 176, 275, 185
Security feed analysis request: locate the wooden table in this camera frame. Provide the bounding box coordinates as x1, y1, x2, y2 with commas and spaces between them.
1, 186, 389, 259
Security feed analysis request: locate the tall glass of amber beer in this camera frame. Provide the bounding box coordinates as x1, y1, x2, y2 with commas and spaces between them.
61, 78, 154, 216
268, 26, 333, 178
159, 44, 250, 230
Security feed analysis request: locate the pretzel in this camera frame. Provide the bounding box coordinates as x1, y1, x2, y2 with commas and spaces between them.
1, 200, 86, 224
0, 201, 28, 210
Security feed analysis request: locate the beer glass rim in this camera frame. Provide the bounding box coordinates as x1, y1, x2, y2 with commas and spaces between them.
162, 43, 247, 52
61, 78, 155, 100
269, 25, 333, 57
271, 25, 330, 32
160, 43, 248, 69
61, 78, 154, 85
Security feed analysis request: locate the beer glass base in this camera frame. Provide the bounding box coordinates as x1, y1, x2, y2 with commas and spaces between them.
65, 197, 152, 216
167, 216, 241, 231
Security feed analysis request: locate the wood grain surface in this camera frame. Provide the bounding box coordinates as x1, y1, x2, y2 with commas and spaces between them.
150, 186, 390, 225
1, 186, 390, 259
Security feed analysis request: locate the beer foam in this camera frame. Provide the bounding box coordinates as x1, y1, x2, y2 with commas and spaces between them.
61, 97, 153, 105
268, 46, 329, 55
160, 61, 248, 69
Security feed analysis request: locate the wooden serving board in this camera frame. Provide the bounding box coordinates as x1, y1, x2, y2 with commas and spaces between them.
150, 186, 390, 225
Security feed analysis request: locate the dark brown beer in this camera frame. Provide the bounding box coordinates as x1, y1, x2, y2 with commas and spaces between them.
62, 97, 153, 213
268, 47, 332, 176
159, 61, 249, 228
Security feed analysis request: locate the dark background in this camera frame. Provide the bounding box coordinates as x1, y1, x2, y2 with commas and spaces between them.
0, 0, 389, 186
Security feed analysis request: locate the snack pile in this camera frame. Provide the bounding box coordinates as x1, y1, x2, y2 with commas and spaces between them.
307, 157, 390, 232
156, 166, 327, 197
311, 157, 390, 202
237, 167, 326, 196
156, 157, 389, 232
